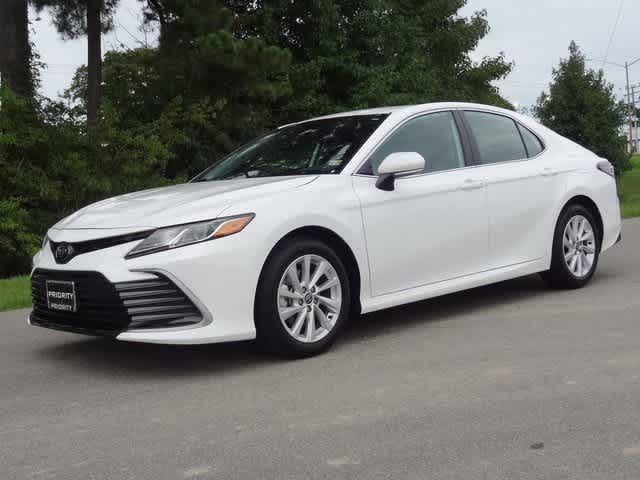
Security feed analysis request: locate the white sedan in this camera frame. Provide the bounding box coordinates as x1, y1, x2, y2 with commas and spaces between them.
30, 102, 622, 356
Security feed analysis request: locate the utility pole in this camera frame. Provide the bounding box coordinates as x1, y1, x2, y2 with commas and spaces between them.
630, 84, 638, 153
626, 61, 632, 152
588, 56, 640, 153
622, 84, 640, 153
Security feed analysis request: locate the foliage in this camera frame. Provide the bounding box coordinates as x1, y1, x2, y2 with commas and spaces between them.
0, 88, 73, 256
535, 42, 631, 174
226, 0, 513, 123
67, 2, 293, 178
0, 86, 173, 276
0, 199, 40, 276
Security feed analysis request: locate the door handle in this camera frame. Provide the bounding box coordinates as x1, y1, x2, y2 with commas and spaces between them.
540, 167, 558, 177
460, 178, 484, 191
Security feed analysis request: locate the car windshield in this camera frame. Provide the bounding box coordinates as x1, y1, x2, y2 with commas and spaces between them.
192, 115, 388, 181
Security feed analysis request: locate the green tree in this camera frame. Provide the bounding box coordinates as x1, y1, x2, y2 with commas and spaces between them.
535, 41, 630, 173
90, 0, 293, 177
0, 88, 71, 276
0, 198, 40, 277
32, 0, 120, 125
0, 84, 173, 277
226, 0, 513, 123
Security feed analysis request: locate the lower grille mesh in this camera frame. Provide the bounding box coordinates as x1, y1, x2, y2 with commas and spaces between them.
30, 269, 202, 335
115, 278, 202, 330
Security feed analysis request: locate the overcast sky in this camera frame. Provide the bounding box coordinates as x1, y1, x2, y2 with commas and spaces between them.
32, 0, 640, 109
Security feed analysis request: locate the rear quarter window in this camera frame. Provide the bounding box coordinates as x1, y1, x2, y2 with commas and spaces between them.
464, 111, 527, 164
517, 124, 545, 158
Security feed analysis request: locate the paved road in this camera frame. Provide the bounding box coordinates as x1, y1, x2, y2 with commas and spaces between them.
2, 220, 640, 480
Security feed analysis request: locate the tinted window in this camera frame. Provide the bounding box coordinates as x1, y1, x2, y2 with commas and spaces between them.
362, 112, 465, 175
192, 115, 387, 181
464, 111, 527, 164
518, 124, 544, 157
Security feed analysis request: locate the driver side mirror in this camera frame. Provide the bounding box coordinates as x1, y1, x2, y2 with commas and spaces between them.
375, 152, 425, 191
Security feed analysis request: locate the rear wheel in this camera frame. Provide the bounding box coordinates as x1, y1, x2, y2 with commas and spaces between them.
541, 204, 600, 289
255, 236, 350, 357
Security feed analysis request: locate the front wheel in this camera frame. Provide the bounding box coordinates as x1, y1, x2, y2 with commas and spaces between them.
255, 236, 350, 357
541, 204, 600, 289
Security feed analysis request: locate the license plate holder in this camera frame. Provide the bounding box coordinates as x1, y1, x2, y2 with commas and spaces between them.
46, 280, 77, 313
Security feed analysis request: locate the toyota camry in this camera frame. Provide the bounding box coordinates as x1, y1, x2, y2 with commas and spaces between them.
30, 102, 622, 356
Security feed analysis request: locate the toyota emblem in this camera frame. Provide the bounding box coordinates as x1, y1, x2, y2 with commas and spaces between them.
54, 243, 75, 263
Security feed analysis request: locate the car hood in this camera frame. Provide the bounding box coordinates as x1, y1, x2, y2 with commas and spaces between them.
52, 176, 317, 230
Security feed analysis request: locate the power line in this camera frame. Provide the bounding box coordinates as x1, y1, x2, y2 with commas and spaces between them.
602, 0, 625, 69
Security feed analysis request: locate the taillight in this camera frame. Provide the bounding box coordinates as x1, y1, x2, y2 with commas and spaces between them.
597, 160, 615, 177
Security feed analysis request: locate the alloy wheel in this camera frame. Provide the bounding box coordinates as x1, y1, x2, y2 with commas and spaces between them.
277, 254, 342, 343
562, 215, 596, 278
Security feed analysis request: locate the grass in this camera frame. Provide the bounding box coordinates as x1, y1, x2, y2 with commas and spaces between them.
0, 276, 31, 312
0, 157, 639, 313
618, 155, 640, 219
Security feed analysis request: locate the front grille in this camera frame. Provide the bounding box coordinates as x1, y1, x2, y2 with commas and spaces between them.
49, 230, 153, 264
30, 269, 202, 336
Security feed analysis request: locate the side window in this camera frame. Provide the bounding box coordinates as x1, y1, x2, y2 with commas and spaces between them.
362, 112, 465, 175
464, 111, 527, 164
517, 124, 544, 157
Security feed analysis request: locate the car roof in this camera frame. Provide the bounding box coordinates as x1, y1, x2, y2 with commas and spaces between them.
279, 102, 518, 128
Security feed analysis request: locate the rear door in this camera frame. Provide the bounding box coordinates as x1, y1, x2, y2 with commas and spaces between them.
462, 110, 563, 269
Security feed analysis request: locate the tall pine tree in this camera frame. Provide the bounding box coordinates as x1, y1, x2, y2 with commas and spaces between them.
226, 0, 513, 122
0, 0, 33, 96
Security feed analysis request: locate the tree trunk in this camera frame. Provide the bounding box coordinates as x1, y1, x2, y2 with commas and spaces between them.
0, 0, 32, 96
87, 0, 102, 126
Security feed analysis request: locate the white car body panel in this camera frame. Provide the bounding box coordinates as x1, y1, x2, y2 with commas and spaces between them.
479, 155, 564, 269
30, 102, 623, 344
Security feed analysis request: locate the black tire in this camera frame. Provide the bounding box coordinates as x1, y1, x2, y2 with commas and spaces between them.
541, 203, 600, 289
254, 236, 351, 357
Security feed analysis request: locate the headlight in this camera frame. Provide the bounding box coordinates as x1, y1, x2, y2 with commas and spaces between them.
125, 214, 255, 259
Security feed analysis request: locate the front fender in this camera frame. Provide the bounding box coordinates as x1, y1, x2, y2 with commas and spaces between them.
222, 176, 372, 309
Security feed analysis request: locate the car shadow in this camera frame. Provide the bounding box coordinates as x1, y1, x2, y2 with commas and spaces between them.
343, 273, 549, 342
36, 336, 275, 379
35, 273, 552, 378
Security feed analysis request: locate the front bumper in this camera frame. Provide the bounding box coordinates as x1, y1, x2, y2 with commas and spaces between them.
30, 228, 262, 344
30, 269, 204, 336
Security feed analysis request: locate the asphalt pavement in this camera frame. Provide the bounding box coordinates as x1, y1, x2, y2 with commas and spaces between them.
2, 219, 640, 480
